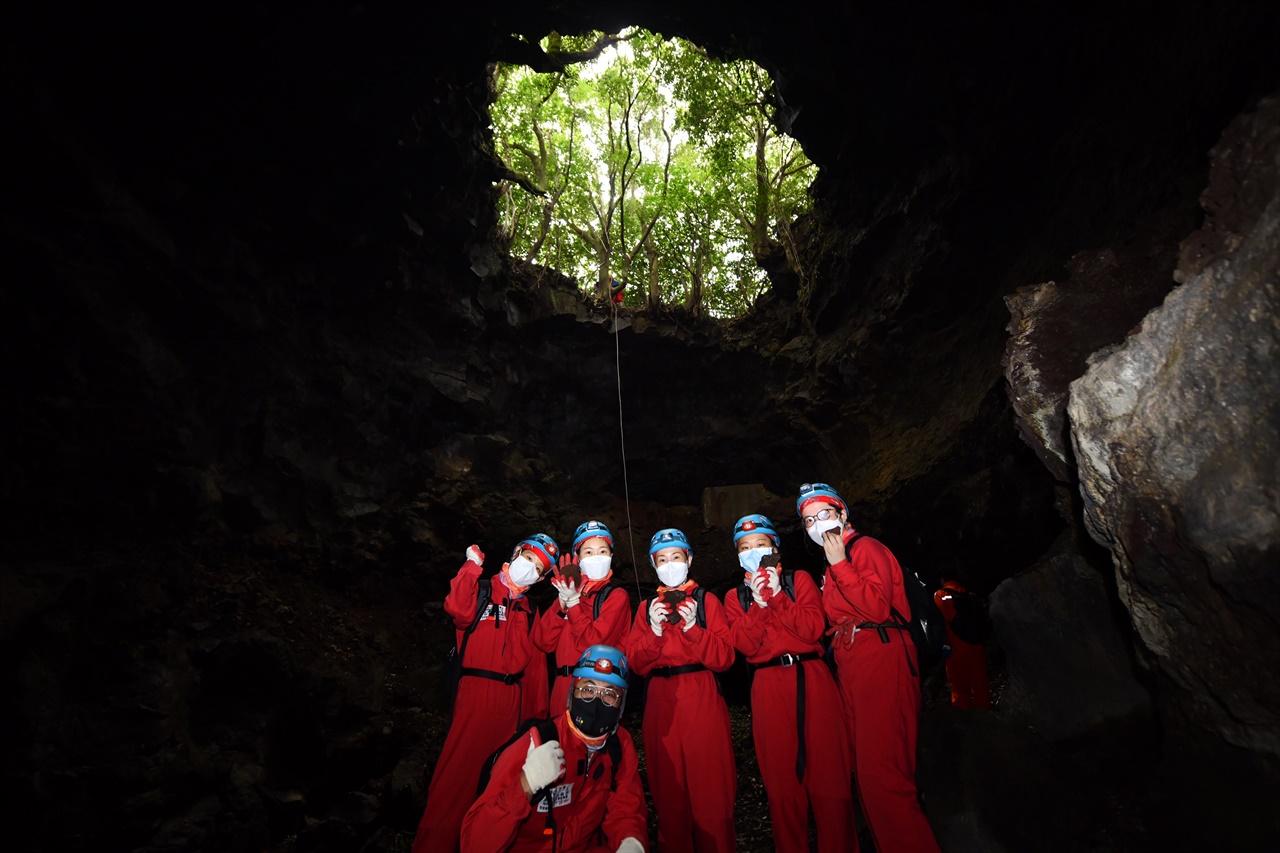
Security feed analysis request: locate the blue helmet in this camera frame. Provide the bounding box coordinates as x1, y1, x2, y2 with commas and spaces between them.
796, 482, 846, 517
515, 533, 559, 572
734, 514, 779, 547
571, 644, 630, 691
648, 528, 692, 563
572, 520, 614, 554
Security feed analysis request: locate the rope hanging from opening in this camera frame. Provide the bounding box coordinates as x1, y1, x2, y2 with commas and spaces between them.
611, 300, 643, 601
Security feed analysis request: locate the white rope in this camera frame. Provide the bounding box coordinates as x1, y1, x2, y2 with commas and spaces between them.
612, 300, 643, 600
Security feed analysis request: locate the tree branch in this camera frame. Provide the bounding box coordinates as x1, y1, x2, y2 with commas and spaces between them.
493, 32, 633, 74
496, 164, 546, 197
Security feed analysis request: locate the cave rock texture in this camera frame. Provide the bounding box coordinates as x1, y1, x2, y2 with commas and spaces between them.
4, 3, 1280, 852
989, 534, 1151, 744
1068, 96, 1280, 757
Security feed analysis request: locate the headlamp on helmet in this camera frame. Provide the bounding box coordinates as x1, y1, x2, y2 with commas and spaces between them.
572, 520, 614, 553
796, 482, 847, 518
514, 533, 559, 572
733, 514, 779, 547
648, 528, 692, 564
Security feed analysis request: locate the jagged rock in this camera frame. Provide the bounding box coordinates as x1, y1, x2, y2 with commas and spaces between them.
1177, 96, 1280, 281
1003, 218, 1188, 486
1067, 95, 1280, 759
989, 539, 1151, 743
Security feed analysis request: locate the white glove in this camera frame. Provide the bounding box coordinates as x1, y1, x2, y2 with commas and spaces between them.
616, 838, 645, 853
765, 567, 781, 596
751, 575, 769, 608
648, 598, 667, 637
678, 599, 698, 632
465, 544, 484, 566
522, 734, 565, 793
552, 578, 581, 609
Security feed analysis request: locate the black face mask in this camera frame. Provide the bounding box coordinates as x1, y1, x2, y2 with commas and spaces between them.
570, 694, 623, 739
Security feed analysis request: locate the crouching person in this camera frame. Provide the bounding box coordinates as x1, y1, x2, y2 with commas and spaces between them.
462, 644, 648, 853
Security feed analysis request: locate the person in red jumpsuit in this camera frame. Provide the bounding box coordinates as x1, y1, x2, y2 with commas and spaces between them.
721, 514, 857, 853
624, 528, 737, 853
933, 578, 992, 709
534, 520, 633, 713
461, 644, 648, 853
412, 534, 557, 853
798, 483, 940, 853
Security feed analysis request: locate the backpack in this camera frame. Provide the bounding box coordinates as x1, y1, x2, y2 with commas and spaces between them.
442, 582, 535, 710
736, 568, 796, 611
476, 712, 624, 799
847, 534, 948, 676
947, 588, 993, 645
592, 583, 617, 620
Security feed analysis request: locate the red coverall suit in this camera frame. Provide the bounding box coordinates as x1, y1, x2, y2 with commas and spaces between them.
460, 713, 648, 853
413, 561, 550, 853
723, 570, 857, 853
822, 531, 940, 853
933, 583, 991, 709
624, 584, 737, 853
533, 581, 632, 714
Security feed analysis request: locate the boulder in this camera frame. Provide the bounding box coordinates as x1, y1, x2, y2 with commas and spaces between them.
989, 540, 1151, 743
1068, 95, 1280, 759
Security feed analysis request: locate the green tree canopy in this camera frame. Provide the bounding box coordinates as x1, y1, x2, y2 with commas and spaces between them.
491, 28, 816, 318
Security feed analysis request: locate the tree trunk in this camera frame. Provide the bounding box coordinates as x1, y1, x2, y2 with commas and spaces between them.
686, 267, 703, 317
596, 254, 612, 300
646, 235, 661, 309
752, 124, 770, 256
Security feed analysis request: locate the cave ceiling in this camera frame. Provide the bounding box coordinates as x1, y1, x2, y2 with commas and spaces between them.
5, 2, 1279, 588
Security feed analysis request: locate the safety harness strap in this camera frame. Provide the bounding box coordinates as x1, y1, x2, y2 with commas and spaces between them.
748, 651, 823, 670
459, 667, 524, 685
649, 663, 707, 678
749, 652, 822, 781
857, 605, 918, 677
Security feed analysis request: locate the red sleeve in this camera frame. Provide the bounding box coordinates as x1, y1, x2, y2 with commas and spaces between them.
682, 592, 736, 672
567, 587, 631, 649
823, 537, 896, 625
769, 571, 826, 644
722, 587, 768, 657
623, 600, 663, 676
600, 730, 649, 849
443, 560, 484, 628
531, 599, 566, 653
521, 609, 550, 719
460, 730, 534, 852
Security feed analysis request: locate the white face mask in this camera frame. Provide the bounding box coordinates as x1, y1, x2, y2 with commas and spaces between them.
807, 517, 843, 546
507, 555, 541, 587
655, 561, 688, 588
738, 546, 774, 575
579, 554, 612, 580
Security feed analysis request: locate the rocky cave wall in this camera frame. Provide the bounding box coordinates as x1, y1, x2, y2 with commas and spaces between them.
3, 2, 1280, 851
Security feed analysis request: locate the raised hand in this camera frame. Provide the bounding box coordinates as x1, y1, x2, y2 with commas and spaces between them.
552, 577, 581, 609
751, 573, 770, 608
648, 597, 667, 637
521, 733, 565, 795
822, 528, 846, 566
678, 599, 698, 632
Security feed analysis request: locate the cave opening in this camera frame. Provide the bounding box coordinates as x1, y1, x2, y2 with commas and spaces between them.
488, 26, 817, 320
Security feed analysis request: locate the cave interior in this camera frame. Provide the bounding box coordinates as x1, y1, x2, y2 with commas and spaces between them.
4, 3, 1279, 852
